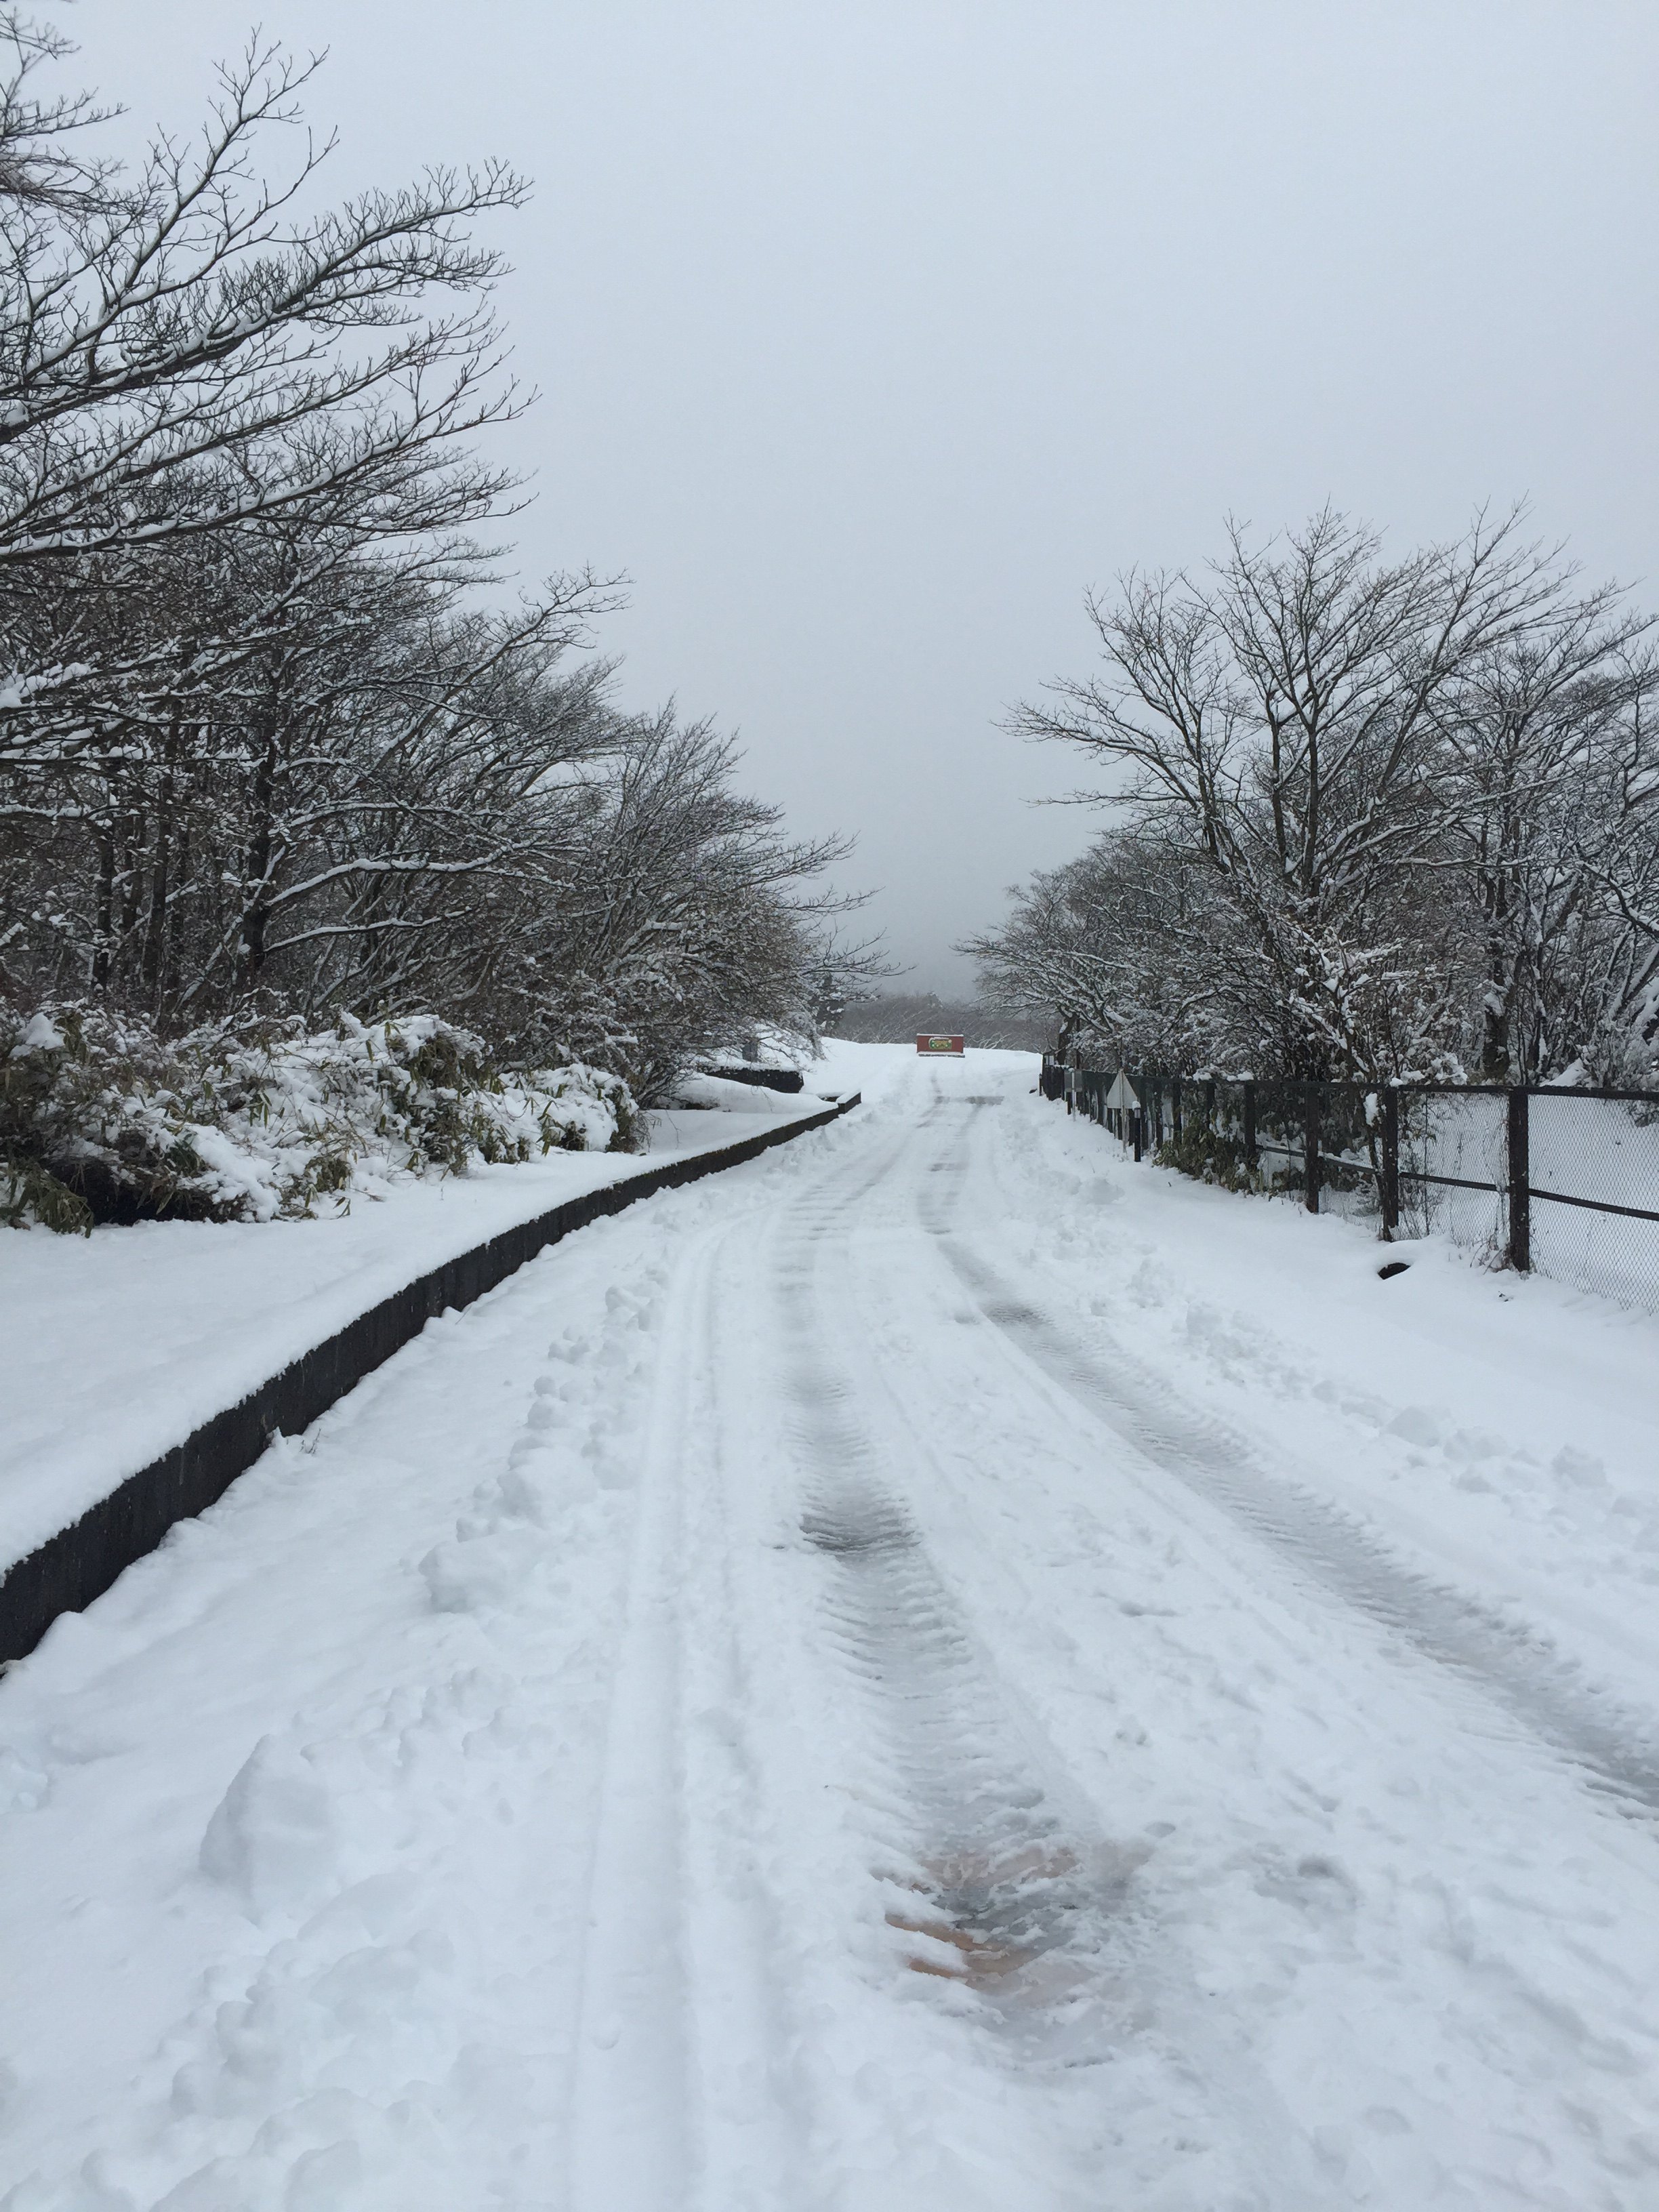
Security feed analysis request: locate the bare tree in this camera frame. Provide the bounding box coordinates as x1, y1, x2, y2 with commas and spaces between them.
0, 9, 119, 211
965, 830, 1220, 1062
497, 712, 869, 1097
1439, 606, 1659, 1078
0, 22, 882, 1121
1012, 508, 1572, 1079
0, 21, 529, 767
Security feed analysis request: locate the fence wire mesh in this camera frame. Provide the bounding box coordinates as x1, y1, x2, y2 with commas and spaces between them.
1052, 1061, 1659, 1314
1405, 1092, 1509, 1258
1526, 1090, 1659, 1308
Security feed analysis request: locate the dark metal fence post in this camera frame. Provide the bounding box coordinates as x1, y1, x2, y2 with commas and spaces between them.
1132, 1107, 1143, 1163
1172, 1078, 1183, 1142
1507, 1086, 1531, 1273
1304, 1084, 1321, 1214
1380, 1086, 1400, 1241
1242, 1080, 1256, 1174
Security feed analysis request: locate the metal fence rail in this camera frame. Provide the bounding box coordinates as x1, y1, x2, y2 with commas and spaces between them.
1046, 1059, 1659, 1313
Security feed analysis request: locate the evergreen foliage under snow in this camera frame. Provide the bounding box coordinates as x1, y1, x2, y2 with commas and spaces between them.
0, 1005, 638, 1233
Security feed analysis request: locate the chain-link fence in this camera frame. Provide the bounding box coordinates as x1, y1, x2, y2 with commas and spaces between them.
1525, 1088, 1659, 1307
1052, 1061, 1659, 1313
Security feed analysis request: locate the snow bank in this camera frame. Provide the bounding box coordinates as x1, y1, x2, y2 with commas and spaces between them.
1, 1004, 636, 1234
670, 1071, 813, 1114
0, 1099, 842, 1574
0, 1208, 692, 2210
1002, 1081, 1659, 1702
693, 1019, 814, 1077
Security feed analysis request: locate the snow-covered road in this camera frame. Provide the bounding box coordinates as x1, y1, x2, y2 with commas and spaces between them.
5, 1046, 1659, 2209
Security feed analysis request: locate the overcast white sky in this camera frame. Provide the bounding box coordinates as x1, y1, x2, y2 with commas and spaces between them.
66, 2, 1659, 990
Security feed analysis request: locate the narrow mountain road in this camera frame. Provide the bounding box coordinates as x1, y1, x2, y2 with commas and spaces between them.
4, 1051, 1658, 2210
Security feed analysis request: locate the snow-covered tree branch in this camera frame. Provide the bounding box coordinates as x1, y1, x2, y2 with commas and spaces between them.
981, 510, 1659, 1084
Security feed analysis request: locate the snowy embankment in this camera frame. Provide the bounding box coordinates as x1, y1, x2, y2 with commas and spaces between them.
0, 1085, 832, 1577
1015, 1088, 1659, 1698
1, 1008, 636, 1234
2, 1041, 1658, 2208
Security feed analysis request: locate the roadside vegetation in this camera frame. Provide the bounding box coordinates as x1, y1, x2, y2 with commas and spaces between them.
0, 14, 872, 1226
969, 511, 1659, 1088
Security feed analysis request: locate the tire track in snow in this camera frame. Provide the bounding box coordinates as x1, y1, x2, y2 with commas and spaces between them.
769, 1135, 1147, 2064
568, 1128, 920, 2209
748, 1091, 1345, 2211
565, 1242, 704, 2212
917, 1102, 1659, 1822
796, 1465, 1141, 2043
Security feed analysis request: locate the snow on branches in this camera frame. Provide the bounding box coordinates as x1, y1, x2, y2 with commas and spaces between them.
977, 510, 1659, 1084
0, 20, 876, 1206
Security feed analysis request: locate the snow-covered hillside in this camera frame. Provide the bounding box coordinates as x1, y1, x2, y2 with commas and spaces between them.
2, 1042, 1656, 2209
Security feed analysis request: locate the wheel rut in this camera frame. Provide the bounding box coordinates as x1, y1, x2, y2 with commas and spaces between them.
927, 1204, 1659, 1823
771, 1136, 1143, 2061
798, 1471, 1132, 2017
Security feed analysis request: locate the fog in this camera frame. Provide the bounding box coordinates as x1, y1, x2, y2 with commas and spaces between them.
66, 1, 1659, 991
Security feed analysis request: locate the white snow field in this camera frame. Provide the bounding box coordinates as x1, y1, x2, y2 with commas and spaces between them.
3, 1041, 1659, 2211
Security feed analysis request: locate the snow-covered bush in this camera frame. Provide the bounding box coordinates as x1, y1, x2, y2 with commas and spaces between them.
0, 1006, 640, 1233
1153, 1123, 1261, 1193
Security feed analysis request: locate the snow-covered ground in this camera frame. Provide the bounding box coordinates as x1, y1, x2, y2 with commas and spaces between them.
0, 1091, 837, 1574
2, 1040, 1658, 2209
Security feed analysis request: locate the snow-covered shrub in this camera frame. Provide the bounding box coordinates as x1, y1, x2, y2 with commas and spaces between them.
0, 1005, 640, 1233
1153, 1123, 1261, 1193
1576, 1013, 1659, 1097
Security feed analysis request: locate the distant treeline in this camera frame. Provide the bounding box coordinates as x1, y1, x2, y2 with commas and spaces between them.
834, 994, 1051, 1052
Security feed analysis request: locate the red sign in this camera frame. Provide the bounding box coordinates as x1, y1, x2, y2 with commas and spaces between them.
916, 1033, 966, 1055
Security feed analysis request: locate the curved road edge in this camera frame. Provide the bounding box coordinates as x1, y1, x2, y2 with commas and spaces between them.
0, 1091, 862, 1667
